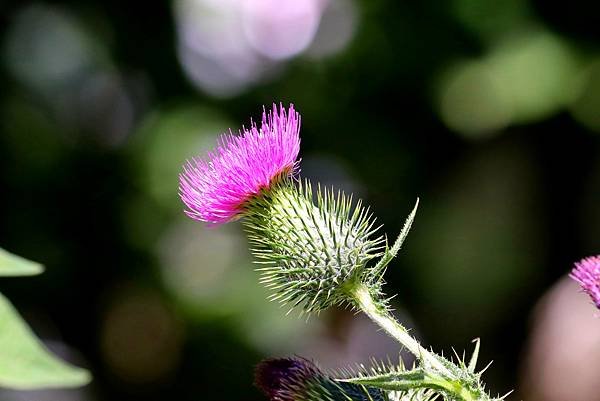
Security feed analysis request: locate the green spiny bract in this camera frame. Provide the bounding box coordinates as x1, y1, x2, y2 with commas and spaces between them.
336, 359, 440, 401
339, 343, 509, 401
243, 178, 386, 314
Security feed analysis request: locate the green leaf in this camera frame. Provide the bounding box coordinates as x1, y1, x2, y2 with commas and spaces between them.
0, 292, 91, 389
0, 248, 44, 277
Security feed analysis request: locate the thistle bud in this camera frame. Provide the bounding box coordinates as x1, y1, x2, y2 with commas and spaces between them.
255, 357, 386, 401
244, 179, 385, 313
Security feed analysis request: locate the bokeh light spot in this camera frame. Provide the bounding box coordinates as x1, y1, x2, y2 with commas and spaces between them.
100, 286, 183, 385
158, 220, 243, 310
157, 219, 320, 354
242, 0, 322, 60
174, 0, 359, 97
174, 0, 272, 97
438, 29, 580, 138
3, 4, 101, 91
569, 59, 600, 133
486, 29, 579, 123
135, 104, 231, 210
521, 277, 600, 401
438, 61, 511, 138
306, 0, 358, 59
76, 72, 136, 147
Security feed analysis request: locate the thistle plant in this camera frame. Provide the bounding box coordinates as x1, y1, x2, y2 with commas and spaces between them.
179, 104, 506, 401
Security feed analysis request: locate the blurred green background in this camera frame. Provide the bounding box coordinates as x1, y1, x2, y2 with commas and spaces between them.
0, 0, 599, 400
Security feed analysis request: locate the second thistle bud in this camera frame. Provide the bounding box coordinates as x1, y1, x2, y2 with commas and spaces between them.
255, 357, 386, 401
243, 178, 386, 313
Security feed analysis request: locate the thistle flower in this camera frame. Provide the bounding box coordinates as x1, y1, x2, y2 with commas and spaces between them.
180, 104, 386, 314
255, 357, 386, 401
570, 255, 600, 308
179, 104, 300, 224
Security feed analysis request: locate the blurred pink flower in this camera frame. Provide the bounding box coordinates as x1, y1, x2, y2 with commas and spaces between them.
179, 104, 301, 224
570, 255, 600, 308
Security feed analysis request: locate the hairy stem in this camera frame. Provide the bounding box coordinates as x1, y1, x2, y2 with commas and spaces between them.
431, 380, 478, 401
350, 284, 451, 376
350, 284, 488, 400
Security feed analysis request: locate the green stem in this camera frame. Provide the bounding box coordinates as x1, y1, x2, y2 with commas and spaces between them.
428, 377, 478, 401
350, 284, 485, 401
350, 284, 451, 376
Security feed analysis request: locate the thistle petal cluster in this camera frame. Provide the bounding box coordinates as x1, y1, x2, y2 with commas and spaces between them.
570, 255, 600, 308
179, 104, 300, 225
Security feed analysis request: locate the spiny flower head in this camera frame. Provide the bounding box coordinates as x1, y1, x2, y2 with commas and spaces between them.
179, 103, 300, 225
244, 179, 385, 314
255, 357, 386, 401
570, 255, 600, 308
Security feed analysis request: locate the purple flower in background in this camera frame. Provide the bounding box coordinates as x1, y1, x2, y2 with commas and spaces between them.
179, 104, 301, 224
570, 255, 600, 308
255, 357, 385, 401
255, 357, 319, 401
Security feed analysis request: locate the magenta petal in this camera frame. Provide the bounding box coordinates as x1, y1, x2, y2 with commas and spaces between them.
179, 104, 301, 225
570, 255, 600, 308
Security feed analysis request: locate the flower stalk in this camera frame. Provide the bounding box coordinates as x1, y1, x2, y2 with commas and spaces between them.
346, 283, 497, 401
350, 283, 448, 375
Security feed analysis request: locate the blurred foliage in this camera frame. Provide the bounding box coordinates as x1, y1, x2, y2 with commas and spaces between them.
0, 0, 599, 400
0, 248, 43, 276
0, 249, 90, 389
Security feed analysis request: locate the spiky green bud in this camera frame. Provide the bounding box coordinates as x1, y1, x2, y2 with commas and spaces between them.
243, 178, 386, 313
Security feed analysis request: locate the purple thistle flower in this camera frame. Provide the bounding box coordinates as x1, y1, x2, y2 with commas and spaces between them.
179, 104, 301, 225
255, 357, 386, 401
570, 255, 600, 308
255, 357, 319, 400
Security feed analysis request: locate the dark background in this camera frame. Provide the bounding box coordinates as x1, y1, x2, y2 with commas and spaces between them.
0, 0, 599, 400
